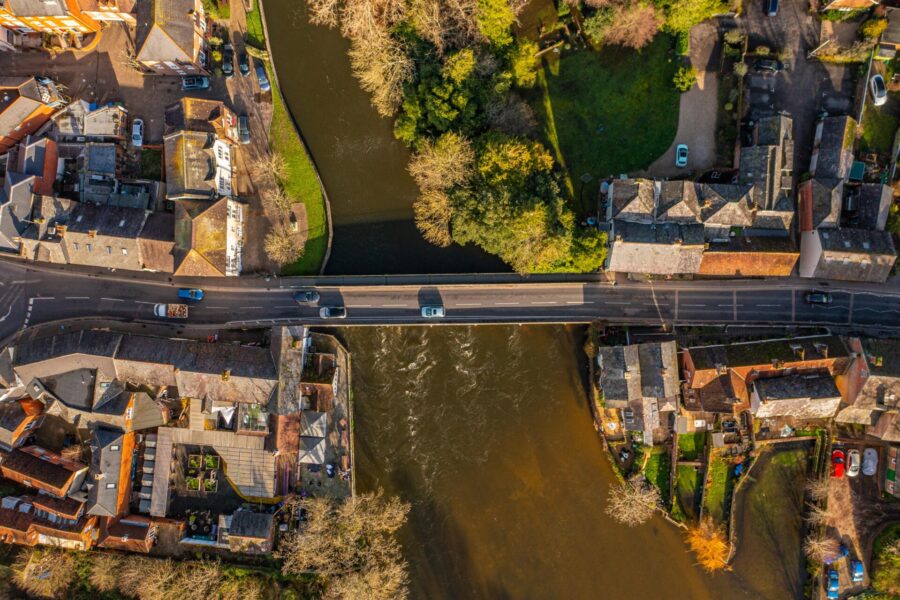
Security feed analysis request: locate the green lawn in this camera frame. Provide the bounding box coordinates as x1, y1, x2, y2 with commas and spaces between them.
860, 105, 899, 156
704, 454, 734, 525
268, 63, 329, 275
678, 432, 706, 461
246, 0, 265, 50
675, 463, 702, 522
527, 36, 680, 213
642, 446, 671, 505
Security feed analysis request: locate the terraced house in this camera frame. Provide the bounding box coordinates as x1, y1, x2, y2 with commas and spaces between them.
135, 0, 207, 75
0, 0, 100, 35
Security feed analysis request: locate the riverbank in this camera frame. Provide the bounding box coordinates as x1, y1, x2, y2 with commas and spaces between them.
256, 0, 331, 275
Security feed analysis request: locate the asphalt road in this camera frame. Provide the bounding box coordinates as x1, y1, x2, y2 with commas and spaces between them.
4, 259, 900, 342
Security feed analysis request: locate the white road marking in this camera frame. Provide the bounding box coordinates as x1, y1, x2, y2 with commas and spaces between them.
240, 306, 263, 309
605, 301, 629, 305
531, 301, 557, 305
495, 302, 520, 306
643, 303, 670, 306
455, 303, 482, 307
383, 304, 409, 308
347, 304, 372, 308
565, 301, 583, 305
0, 305, 11, 323
135, 301, 156, 305
65, 296, 90, 300
101, 297, 123, 302
683, 304, 706, 307
274, 305, 297, 309
755, 304, 782, 308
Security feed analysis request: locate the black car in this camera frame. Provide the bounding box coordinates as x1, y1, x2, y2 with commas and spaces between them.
238, 52, 250, 76
805, 291, 833, 305
753, 58, 783, 73
222, 44, 234, 78
293, 290, 321, 304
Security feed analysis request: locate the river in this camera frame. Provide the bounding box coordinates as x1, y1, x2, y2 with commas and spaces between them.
341, 325, 765, 600
264, 0, 507, 275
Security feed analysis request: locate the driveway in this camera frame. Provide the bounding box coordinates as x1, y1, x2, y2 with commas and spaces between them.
643, 22, 720, 178
740, 0, 855, 177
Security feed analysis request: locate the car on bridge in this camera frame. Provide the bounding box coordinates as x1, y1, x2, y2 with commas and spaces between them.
319, 306, 347, 319
293, 290, 320, 305
805, 291, 832, 305
421, 305, 445, 318
178, 288, 204, 302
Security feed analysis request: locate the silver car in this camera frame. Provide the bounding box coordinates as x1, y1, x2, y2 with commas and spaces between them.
847, 448, 861, 477
319, 306, 347, 319
863, 448, 878, 476
870, 74, 887, 107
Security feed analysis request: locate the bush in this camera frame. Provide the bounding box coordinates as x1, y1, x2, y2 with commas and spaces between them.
755, 45, 770, 56
860, 18, 888, 40
673, 65, 697, 92
723, 28, 743, 46
733, 62, 747, 76
676, 30, 690, 55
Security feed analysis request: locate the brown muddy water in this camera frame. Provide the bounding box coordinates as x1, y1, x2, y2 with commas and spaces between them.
341, 325, 771, 599
264, 0, 507, 274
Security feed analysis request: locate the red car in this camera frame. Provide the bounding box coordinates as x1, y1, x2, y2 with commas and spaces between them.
832, 449, 846, 478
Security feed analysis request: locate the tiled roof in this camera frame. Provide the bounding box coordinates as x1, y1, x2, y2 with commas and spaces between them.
610, 179, 655, 222
657, 180, 700, 223
0, 446, 85, 490
173, 198, 228, 276
136, 0, 198, 63
608, 220, 705, 275
688, 336, 848, 371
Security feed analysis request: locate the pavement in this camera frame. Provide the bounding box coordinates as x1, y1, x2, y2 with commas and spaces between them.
5, 258, 900, 344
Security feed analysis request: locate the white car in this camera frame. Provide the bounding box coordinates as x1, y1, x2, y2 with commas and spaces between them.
131, 118, 144, 147
870, 74, 887, 107
847, 448, 861, 477
421, 305, 445, 318
863, 448, 878, 476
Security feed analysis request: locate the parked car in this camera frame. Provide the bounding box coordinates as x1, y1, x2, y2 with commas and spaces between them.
256, 66, 271, 92
238, 52, 250, 76
847, 448, 861, 477
182, 76, 210, 91
766, 0, 778, 16
238, 114, 251, 145
870, 74, 887, 107
832, 449, 845, 478
177, 288, 204, 302
851, 560, 864, 584
753, 58, 784, 73
293, 290, 320, 305
863, 447, 878, 476
675, 144, 688, 168
319, 306, 347, 319
827, 570, 839, 600
131, 118, 144, 148
421, 305, 445, 318
805, 290, 832, 305
222, 44, 234, 78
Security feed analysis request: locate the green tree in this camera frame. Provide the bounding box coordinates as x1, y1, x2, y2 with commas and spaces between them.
511, 40, 539, 88
872, 538, 900, 596
661, 0, 728, 33
583, 7, 615, 45
476, 0, 516, 47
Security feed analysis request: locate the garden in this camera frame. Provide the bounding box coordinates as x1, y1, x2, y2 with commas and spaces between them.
639, 445, 671, 505
673, 463, 702, 522
677, 432, 706, 461
702, 452, 734, 525
528, 35, 681, 213
185, 452, 221, 495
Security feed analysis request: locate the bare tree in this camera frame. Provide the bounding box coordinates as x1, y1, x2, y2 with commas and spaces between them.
12, 548, 77, 599
265, 224, 304, 266
806, 502, 835, 527
348, 31, 413, 117
408, 132, 474, 192
408, 0, 481, 55
278, 490, 410, 598
602, 3, 661, 50
175, 559, 223, 600
805, 477, 830, 503
263, 186, 295, 214
89, 553, 125, 593
485, 94, 537, 137
120, 50, 144, 72
804, 533, 839, 563
414, 189, 453, 247
604, 479, 660, 527
252, 152, 289, 183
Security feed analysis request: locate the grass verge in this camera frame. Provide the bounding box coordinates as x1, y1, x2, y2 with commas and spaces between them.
246, 0, 265, 49
527, 36, 680, 213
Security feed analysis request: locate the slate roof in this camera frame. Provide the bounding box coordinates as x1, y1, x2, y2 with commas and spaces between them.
815, 116, 855, 180
0, 400, 29, 449
597, 342, 678, 408
610, 179, 655, 223
87, 427, 125, 517
0, 446, 84, 490
164, 97, 225, 135
755, 372, 841, 401
805, 178, 843, 231
819, 227, 896, 256
608, 220, 705, 275
164, 130, 217, 200
854, 183, 891, 231
0, 170, 37, 251
697, 184, 755, 226
0, 78, 44, 141
65, 202, 147, 239
657, 180, 700, 223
